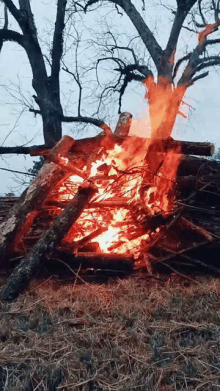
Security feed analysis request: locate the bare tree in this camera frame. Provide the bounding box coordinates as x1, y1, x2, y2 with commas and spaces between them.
76, 0, 220, 140
1, 0, 220, 154
0, 0, 112, 151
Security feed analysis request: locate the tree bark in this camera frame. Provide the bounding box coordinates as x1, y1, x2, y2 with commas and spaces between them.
0, 181, 97, 302
0, 136, 75, 269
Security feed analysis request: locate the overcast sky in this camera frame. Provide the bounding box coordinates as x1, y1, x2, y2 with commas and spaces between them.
0, 0, 220, 195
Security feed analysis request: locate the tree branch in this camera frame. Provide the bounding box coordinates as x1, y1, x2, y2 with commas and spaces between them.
163, 9, 191, 75
29, 108, 112, 135
0, 28, 24, 48
0, 145, 46, 155
0, 167, 35, 176
196, 57, 220, 72
85, 0, 163, 70
111, 45, 138, 63
161, 1, 197, 77
62, 115, 112, 134
2, 0, 22, 25
51, 0, 67, 82
204, 38, 220, 47
191, 71, 209, 84
3, 4, 8, 29
172, 53, 191, 81
198, 0, 207, 25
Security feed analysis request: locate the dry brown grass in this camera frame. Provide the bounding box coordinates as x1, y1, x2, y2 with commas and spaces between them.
1, 273, 220, 390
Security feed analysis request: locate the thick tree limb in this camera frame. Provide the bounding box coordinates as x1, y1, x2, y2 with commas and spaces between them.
51, 0, 67, 82
2, 0, 22, 24
18, 0, 38, 37
62, 115, 112, 135
0, 145, 47, 155
0, 28, 24, 48
163, 8, 191, 76
3, 4, 8, 30
28, 108, 113, 136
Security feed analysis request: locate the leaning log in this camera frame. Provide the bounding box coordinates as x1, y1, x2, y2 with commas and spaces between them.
1, 181, 97, 301
0, 136, 75, 269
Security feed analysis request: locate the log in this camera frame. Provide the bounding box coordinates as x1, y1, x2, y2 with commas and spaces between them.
46, 149, 87, 179
0, 136, 75, 269
54, 252, 134, 272
114, 112, 132, 137
70, 136, 214, 159
47, 198, 130, 209
177, 155, 210, 176
1, 181, 97, 301
149, 138, 214, 156
28, 135, 214, 163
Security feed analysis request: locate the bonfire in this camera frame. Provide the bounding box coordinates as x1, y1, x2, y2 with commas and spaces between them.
0, 112, 219, 302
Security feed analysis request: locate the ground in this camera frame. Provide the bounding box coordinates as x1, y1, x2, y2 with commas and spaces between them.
0, 273, 220, 390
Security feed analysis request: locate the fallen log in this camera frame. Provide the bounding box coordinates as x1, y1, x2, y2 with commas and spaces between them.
53, 252, 134, 272
29, 135, 214, 160
0, 136, 75, 269
1, 181, 97, 302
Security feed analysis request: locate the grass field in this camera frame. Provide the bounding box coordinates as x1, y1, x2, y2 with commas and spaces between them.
0, 273, 220, 390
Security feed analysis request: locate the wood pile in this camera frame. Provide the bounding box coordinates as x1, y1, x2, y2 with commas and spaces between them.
0, 112, 220, 301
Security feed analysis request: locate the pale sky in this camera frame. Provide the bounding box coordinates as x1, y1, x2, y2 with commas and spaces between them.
0, 0, 220, 195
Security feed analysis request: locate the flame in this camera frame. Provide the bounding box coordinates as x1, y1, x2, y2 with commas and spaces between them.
44, 78, 185, 258
55, 134, 180, 258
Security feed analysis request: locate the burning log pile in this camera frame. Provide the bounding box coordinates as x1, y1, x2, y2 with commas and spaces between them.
0, 112, 220, 301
